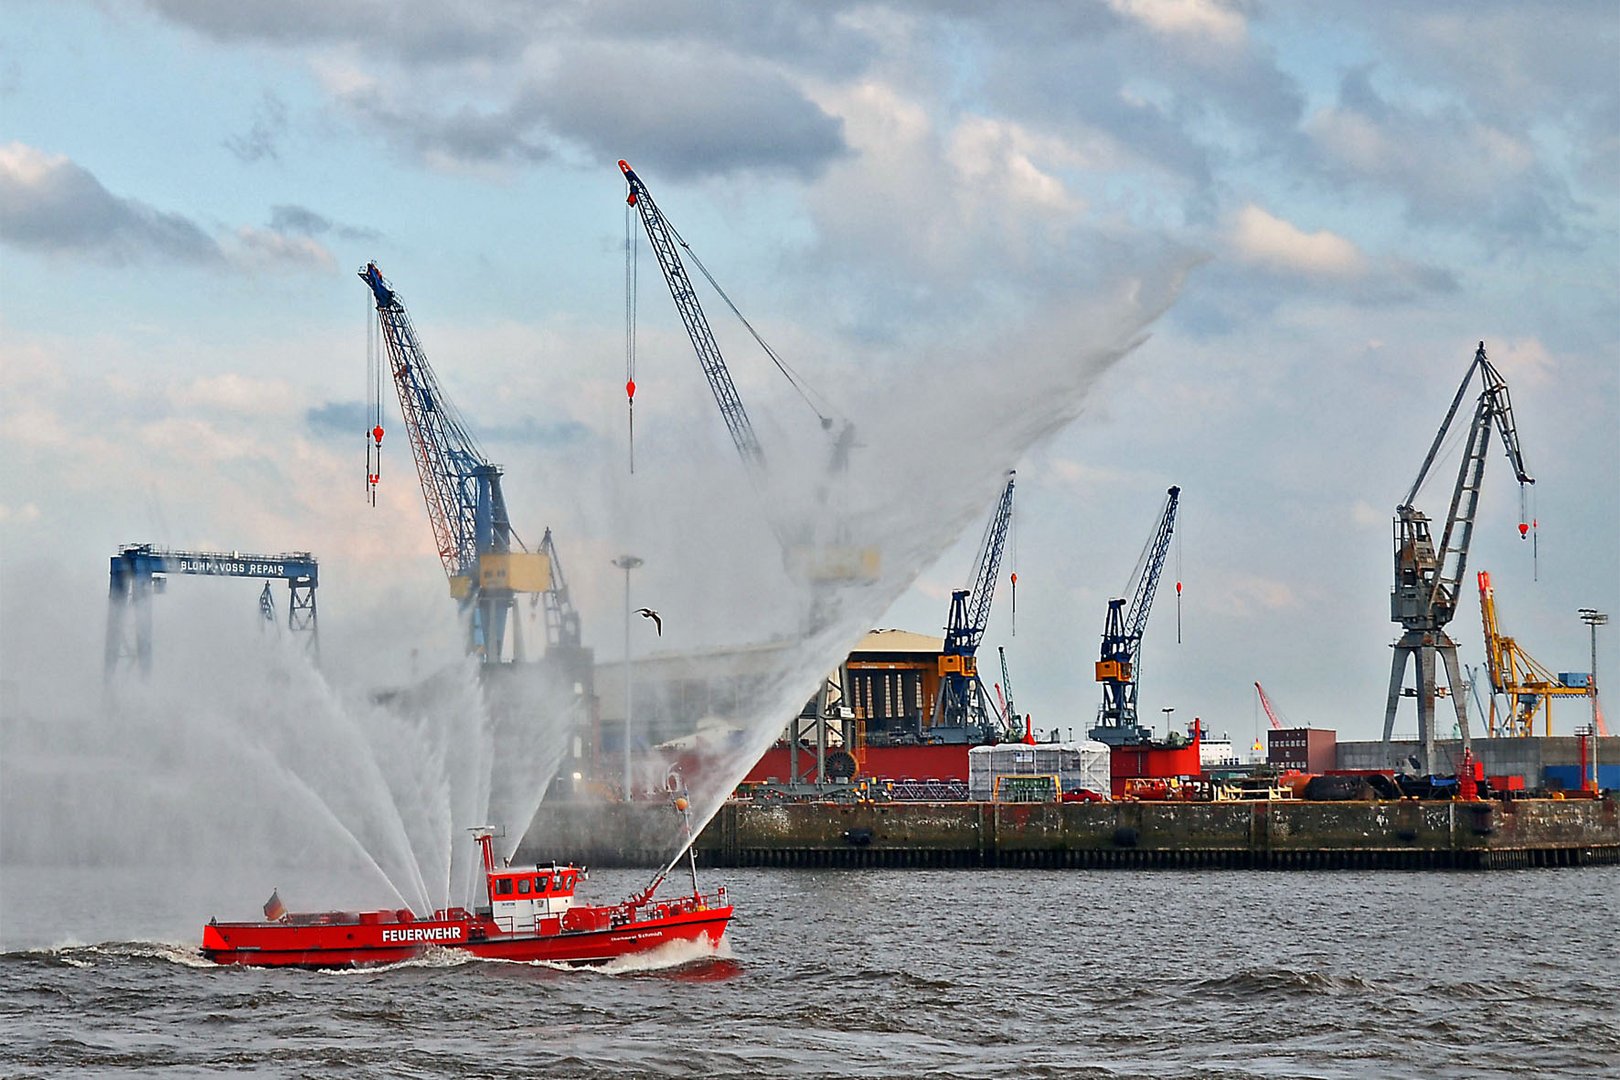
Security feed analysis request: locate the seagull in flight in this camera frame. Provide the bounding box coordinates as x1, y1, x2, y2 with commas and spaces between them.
635, 607, 662, 636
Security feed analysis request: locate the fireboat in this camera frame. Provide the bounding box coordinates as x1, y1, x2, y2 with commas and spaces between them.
201, 823, 732, 969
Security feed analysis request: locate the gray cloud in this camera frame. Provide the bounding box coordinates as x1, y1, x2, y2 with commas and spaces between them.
479, 417, 592, 448
1316, 1, 1619, 130
224, 91, 289, 163
145, 0, 543, 63
532, 44, 848, 180
306, 400, 588, 450
305, 401, 369, 440
269, 204, 380, 243
0, 143, 222, 263
335, 91, 553, 168
1306, 68, 1584, 246
575, 0, 877, 79
951, 8, 1308, 231
145, 1, 851, 180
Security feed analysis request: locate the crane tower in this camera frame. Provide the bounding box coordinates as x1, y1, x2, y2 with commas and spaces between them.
1091, 486, 1180, 747
361, 262, 552, 662
1380, 342, 1531, 772
933, 471, 1016, 740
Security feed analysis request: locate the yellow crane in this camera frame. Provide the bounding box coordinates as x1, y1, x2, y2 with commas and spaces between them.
1477, 570, 1591, 736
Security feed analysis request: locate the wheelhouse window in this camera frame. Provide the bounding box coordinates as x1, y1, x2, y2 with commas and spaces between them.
496, 878, 513, 896
517, 878, 531, 895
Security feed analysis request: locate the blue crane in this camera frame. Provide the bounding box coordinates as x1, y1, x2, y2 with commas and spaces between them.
104, 544, 318, 676
361, 262, 552, 663
931, 471, 1016, 740
1091, 486, 1180, 747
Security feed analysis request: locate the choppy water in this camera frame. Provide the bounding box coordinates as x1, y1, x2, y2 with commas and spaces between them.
3, 865, 1616, 1079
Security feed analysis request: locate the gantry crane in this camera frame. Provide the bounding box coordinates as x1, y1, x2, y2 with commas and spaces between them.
618, 160, 878, 600
104, 544, 318, 676
932, 471, 1016, 739
1091, 486, 1180, 747
1477, 570, 1590, 737
1380, 342, 1532, 772
361, 262, 552, 663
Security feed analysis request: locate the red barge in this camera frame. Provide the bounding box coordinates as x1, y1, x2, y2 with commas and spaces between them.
202, 827, 731, 969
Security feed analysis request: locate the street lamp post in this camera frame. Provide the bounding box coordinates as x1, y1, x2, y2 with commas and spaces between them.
1161, 706, 1175, 740
614, 554, 644, 800
1578, 608, 1608, 734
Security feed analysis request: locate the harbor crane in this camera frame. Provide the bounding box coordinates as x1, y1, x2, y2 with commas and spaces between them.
932, 471, 1016, 740
1380, 342, 1532, 773
1091, 486, 1180, 747
361, 262, 554, 663
537, 527, 582, 650
618, 161, 878, 600
104, 544, 318, 676
1255, 682, 1286, 731
1477, 570, 1590, 737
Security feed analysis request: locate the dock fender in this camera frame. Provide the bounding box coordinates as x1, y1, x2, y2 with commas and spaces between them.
1112, 826, 1139, 849
843, 827, 874, 846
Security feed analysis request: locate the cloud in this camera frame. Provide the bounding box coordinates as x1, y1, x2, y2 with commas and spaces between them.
318, 41, 848, 180
334, 87, 555, 172
0, 142, 222, 263
1488, 337, 1558, 389
478, 417, 593, 449
0, 143, 349, 273
231, 226, 336, 271
1227, 204, 1366, 279
1107, 0, 1246, 46
532, 44, 848, 180
145, 0, 538, 63
269, 204, 380, 242
306, 401, 369, 440
1305, 68, 1580, 245
170, 374, 296, 414
1351, 499, 1383, 528
224, 91, 289, 164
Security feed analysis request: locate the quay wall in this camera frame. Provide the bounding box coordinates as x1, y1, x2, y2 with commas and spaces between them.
519, 796, 1620, 871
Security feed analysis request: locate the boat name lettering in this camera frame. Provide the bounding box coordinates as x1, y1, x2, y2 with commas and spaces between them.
381, 926, 463, 943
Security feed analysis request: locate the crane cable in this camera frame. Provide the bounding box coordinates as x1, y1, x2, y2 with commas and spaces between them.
1408, 393, 1535, 565
666, 220, 840, 429
1009, 485, 1018, 637
1175, 506, 1183, 644
625, 202, 639, 474
366, 291, 382, 506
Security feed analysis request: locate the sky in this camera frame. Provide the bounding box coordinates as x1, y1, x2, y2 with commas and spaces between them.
2, 0, 1617, 751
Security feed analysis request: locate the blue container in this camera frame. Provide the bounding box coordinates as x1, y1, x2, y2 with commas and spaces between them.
1557, 672, 1591, 688
1543, 764, 1620, 791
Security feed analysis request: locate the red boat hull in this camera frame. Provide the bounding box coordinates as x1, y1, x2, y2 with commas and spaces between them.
202, 905, 732, 969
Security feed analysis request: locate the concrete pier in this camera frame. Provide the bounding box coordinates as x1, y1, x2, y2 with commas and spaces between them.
521, 796, 1620, 870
